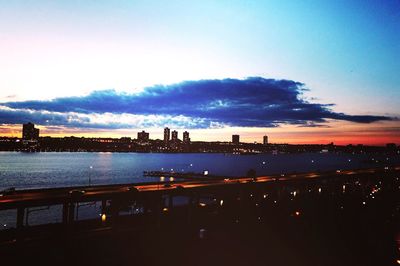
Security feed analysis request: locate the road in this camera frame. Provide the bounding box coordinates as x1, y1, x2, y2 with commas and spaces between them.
0, 167, 397, 210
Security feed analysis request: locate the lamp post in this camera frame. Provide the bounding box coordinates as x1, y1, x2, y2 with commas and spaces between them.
89, 165, 93, 186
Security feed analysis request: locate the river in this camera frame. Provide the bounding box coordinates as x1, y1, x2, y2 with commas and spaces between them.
0, 151, 398, 191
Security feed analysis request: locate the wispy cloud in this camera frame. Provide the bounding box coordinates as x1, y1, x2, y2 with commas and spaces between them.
0, 77, 394, 129
0, 106, 211, 129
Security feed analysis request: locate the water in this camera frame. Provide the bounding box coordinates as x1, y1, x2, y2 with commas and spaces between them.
0, 151, 398, 191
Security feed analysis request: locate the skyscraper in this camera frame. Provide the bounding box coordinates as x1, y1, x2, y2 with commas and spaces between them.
183, 131, 190, 144
232, 134, 240, 144
263, 135, 268, 145
22, 122, 39, 141
164, 127, 170, 146
171, 130, 178, 142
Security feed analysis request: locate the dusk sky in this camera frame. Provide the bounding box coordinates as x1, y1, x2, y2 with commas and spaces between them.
0, 0, 399, 145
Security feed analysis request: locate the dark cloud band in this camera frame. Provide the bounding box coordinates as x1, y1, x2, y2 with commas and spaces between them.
0, 77, 394, 129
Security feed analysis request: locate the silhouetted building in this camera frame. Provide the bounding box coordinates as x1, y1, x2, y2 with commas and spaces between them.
183, 131, 190, 144
232, 134, 240, 144
263, 135, 268, 145
386, 143, 396, 149
164, 127, 170, 146
172, 130, 178, 142
137, 130, 149, 142
22, 122, 39, 141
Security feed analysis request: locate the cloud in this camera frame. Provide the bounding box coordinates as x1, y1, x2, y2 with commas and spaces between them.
0, 77, 394, 129
0, 106, 211, 129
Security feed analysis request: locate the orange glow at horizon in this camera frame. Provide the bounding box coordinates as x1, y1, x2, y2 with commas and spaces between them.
0, 120, 399, 146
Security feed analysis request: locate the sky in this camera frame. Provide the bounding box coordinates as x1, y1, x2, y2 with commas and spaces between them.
0, 0, 399, 145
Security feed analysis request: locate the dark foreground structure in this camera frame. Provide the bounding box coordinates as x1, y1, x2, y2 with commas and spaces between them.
0, 167, 399, 266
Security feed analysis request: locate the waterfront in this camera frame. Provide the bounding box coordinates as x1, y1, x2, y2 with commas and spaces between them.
1, 151, 399, 191
1, 166, 399, 266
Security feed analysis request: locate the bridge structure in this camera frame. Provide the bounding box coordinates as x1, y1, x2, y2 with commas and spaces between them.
0, 167, 398, 243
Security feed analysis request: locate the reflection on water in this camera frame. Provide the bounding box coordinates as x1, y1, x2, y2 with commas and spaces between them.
0, 151, 399, 190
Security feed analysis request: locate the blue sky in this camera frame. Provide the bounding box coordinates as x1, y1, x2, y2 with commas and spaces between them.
0, 0, 399, 144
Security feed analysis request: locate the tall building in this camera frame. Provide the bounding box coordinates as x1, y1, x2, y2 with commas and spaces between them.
137, 130, 149, 142
183, 131, 190, 144
171, 130, 178, 142
263, 135, 268, 145
164, 127, 170, 145
22, 122, 39, 141
232, 134, 240, 144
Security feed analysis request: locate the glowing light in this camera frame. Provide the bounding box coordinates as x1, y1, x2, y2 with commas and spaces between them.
101, 214, 106, 222
169, 177, 174, 181
318, 188, 322, 193
263, 194, 267, 198
199, 203, 206, 207
220, 200, 224, 206
199, 228, 206, 239
396, 259, 400, 265
160, 176, 165, 181
295, 211, 300, 216
293, 191, 297, 197
163, 207, 168, 212
342, 185, 346, 193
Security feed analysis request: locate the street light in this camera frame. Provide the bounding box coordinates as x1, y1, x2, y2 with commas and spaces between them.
89, 165, 93, 186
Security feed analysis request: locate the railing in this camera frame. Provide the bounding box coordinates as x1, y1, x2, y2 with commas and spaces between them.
0, 166, 398, 242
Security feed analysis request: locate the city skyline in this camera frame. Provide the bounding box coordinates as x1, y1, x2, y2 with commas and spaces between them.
4, 122, 397, 155
0, 1, 399, 145
4, 122, 398, 148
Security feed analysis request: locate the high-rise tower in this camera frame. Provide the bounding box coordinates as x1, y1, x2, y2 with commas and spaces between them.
164, 127, 170, 146
22, 122, 39, 141
183, 131, 190, 144
232, 134, 240, 144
